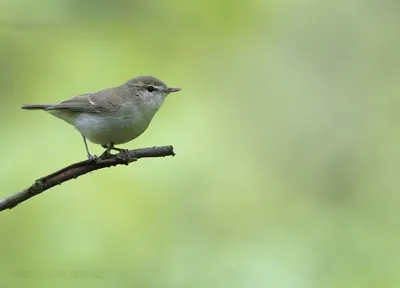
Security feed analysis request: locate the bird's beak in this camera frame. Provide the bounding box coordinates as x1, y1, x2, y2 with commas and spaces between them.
167, 87, 181, 93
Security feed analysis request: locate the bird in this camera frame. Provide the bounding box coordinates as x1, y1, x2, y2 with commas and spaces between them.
22, 76, 181, 160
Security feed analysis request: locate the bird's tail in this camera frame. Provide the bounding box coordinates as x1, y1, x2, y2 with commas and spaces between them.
21, 104, 51, 110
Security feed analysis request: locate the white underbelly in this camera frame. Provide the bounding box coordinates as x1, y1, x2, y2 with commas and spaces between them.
74, 112, 151, 145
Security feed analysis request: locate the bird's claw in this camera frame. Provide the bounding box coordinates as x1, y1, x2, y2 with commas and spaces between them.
87, 154, 99, 162
116, 149, 136, 163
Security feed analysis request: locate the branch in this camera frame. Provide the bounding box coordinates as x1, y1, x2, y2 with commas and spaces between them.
0, 145, 175, 212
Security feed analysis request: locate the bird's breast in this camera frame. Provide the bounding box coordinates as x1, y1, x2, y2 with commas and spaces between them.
74, 108, 154, 145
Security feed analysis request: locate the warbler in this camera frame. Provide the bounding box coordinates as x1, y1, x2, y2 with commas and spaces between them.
22, 76, 181, 160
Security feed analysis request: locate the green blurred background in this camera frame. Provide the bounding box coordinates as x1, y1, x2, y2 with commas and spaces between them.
0, 0, 399, 287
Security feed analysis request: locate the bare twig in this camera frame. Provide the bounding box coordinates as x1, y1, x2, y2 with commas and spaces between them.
0, 145, 175, 211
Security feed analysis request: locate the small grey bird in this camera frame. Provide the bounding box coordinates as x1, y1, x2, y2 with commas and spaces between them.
22, 76, 181, 160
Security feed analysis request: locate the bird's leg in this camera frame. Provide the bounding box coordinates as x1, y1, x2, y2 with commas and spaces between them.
113, 147, 135, 162
81, 134, 98, 162
100, 143, 134, 162
99, 142, 115, 158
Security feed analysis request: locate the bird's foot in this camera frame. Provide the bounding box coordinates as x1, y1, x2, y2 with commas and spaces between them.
116, 149, 136, 163
87, 154, 99, 162
99, 143, 115, 159
100, 143, 136, 162
99, 150, 112, 159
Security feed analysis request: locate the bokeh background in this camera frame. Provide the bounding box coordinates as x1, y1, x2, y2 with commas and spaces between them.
0, 0, 399, 287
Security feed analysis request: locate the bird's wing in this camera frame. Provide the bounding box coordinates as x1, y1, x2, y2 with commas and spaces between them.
45, 89, 118, 114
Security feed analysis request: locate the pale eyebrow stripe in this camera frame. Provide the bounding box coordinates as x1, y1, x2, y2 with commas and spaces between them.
131, 84, 165, 91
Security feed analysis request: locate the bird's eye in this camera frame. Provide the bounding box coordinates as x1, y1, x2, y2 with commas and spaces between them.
147, 86, 155, 92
